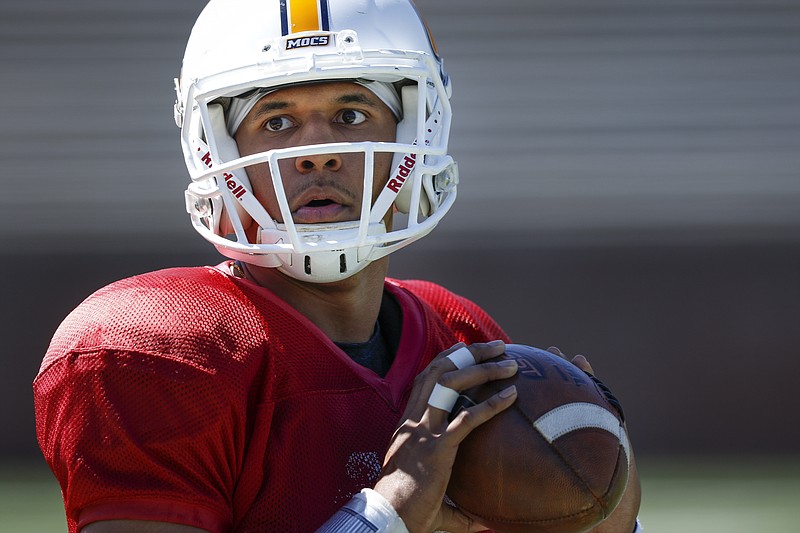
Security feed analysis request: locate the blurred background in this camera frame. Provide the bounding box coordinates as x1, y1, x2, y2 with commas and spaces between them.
1, 0, 799, 530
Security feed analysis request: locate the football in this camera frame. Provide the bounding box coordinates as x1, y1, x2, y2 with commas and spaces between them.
447, 344, 630, 533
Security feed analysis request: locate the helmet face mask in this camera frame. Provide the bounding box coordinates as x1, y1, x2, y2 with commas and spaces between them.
176, 0, 458, 283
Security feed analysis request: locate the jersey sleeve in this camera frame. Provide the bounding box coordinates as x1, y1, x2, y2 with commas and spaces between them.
33, 267, 266, 532
394, 279, 511, 345
35, 348, 236, 532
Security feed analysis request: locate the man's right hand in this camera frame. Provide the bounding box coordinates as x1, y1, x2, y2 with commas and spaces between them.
374, 340, 519, 533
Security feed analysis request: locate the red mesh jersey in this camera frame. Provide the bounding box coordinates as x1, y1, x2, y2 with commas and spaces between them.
34, 263, 509, 532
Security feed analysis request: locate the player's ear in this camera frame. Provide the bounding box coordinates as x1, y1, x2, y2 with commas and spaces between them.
219, 215, 235, 237
219, 212, 254, 237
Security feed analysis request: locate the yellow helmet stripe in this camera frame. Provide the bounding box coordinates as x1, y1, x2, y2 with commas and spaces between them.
283, 0, 328, 34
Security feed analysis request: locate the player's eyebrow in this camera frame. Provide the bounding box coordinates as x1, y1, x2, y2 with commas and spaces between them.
334, 93, 381, 107
251, 92, 380, 120
249, 100, 290, 120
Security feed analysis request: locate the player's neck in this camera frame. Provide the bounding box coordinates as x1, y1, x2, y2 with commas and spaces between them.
245, 258, 389, 344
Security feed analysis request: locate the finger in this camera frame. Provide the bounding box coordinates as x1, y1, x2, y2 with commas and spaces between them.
403, 342, 464, 418
406, 341, 507, 420
437, 358, 518, 399
437, 502, 487, 533
469, 339, 507, 364
438, 340, 506, 370
571, 354, 595, 375
439, 340, 506, 368
423, 361, 518, 429
446, 345, 477, 370
549, 346, 596, 374
445, 383, 518, 443
423, 358, 518, 428
547, 345, 564, 358
426, 383, 460, 412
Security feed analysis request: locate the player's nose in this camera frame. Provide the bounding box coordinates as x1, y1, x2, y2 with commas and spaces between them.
295, 152, 343, 174
293, 119, 344, 173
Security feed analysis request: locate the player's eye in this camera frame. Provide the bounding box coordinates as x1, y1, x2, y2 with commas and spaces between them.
336, 109, 367, 125
265, 116, 293, 132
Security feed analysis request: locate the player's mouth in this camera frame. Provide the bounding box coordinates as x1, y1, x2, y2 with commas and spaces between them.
291, 191, 356, 224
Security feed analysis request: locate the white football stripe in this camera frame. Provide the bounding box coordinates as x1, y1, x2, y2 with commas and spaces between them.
533, 402, 631, 464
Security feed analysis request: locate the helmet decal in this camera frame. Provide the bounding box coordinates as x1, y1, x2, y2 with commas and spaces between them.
280, 0, 331, 35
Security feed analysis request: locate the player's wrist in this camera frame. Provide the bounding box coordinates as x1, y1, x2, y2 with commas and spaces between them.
315, 488, 408, 533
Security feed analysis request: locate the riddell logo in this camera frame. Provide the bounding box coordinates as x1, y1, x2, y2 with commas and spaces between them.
222, 172, 246, 199
286, 35, 330, 50
196, 147, 246, 199
386, 154, 417, 193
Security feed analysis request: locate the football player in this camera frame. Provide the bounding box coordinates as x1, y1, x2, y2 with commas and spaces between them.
34, 1, 641, 532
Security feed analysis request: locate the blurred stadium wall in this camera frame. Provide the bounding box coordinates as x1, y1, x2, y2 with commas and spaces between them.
2, 0, 799, 462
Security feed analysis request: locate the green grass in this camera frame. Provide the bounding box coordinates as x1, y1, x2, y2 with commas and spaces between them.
2, 457, 800, 532
0, 462, 66, 532
638, 456, 800, 533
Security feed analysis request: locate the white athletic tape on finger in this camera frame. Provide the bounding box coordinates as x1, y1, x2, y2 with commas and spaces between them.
427, 383, 459, 412
446, 347, 476, 370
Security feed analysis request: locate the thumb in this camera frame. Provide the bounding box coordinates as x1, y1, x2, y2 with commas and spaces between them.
437, 503, 487, 533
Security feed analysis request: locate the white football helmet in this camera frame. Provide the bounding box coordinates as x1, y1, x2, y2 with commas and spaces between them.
175, 0, 458, 283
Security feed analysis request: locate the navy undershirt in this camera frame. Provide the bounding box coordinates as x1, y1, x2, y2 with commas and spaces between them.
335, 290, 401, 378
